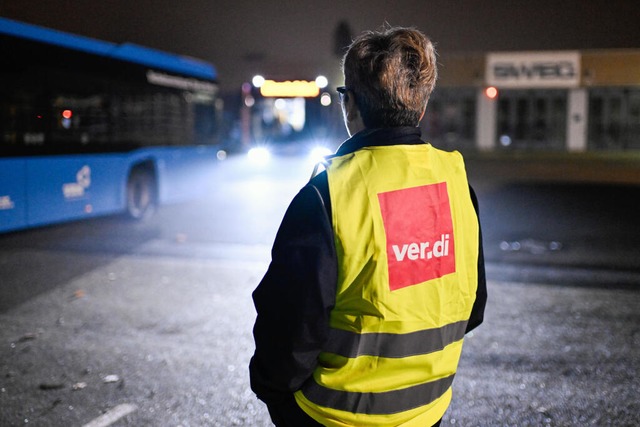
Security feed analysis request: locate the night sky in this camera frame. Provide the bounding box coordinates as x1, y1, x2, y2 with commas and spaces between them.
2, 0, 640, 93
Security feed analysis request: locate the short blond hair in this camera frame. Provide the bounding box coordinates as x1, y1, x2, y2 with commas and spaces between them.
343, 27, 437, 128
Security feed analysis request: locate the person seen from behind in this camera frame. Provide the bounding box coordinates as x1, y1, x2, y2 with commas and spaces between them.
250, 25, 487, 427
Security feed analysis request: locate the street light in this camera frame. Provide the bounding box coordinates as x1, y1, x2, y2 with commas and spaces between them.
252, 75, 265, 88
315, 75, 328, 89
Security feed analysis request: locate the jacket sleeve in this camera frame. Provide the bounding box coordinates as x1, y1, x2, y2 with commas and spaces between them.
465, 185, 487, 333
249, 182, 337, 406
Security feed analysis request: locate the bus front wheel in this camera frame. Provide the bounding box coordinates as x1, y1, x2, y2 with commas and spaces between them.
126, 168, 157, 220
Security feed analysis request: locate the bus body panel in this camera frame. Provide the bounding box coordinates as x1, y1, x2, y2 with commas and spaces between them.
0, 159, 28, 231
0, 147, 218, 233
25, 155, 127, 227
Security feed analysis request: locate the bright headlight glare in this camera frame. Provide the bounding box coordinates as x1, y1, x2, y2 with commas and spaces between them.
248, 146, 271, 164
309, 146, 333, 163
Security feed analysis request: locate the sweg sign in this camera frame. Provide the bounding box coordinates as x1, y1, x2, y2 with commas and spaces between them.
486, 51, 581, 88
378, 182, 455, 291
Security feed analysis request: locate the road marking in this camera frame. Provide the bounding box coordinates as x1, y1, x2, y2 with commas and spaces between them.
82, 404, 138, 427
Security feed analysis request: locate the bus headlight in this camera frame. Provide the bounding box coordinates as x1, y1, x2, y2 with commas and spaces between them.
309, 146, 333, 163
248, 146, 271, 164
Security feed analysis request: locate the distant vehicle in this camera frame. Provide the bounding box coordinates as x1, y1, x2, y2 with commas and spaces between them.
0, 17, 222, 233
238, 75, 342, 158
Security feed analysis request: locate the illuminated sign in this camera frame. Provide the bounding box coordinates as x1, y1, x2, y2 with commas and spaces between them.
259, 80, 320, 98
146, 70, 217, 93
487, 52, 581, 88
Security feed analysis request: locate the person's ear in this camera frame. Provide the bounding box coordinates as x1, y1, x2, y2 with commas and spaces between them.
343, 92, 366, 135
345, 92, 359, 122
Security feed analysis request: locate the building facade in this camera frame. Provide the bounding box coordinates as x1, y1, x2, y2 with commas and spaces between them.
424, 50, 640, 152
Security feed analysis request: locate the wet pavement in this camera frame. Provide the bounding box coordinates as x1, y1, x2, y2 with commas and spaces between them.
1, 247, 639, 426
1, 152, 640, 426
0, 253, 271, 426
445, 279, 640, 427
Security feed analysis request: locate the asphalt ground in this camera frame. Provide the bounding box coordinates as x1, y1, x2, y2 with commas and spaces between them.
1, 247, 639, 426
1, 150, 639, 426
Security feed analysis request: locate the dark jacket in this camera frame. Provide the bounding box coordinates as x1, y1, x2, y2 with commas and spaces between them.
250, 126, 487, 407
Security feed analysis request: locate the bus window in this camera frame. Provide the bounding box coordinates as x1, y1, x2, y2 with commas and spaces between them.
0, 74, 47, 154
194, 97, 219, 145
50, 92, 110, 147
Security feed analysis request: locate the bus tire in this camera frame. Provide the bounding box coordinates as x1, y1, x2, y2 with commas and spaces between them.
126, 167, 157, 220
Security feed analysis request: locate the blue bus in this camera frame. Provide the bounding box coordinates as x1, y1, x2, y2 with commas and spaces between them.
0, 17, 221, 233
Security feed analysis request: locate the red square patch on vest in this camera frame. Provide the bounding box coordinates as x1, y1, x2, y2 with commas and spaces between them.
378, 182, 455, 291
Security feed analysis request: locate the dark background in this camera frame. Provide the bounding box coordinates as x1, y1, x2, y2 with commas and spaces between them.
2, 0, 640, 93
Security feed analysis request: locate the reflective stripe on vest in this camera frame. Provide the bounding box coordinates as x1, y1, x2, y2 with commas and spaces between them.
302, 373, 455, 415
321, 319, 468, 358
295, 144, 479, 427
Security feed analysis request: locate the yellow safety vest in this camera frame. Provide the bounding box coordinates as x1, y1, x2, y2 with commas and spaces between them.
295, 144, 479, 427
